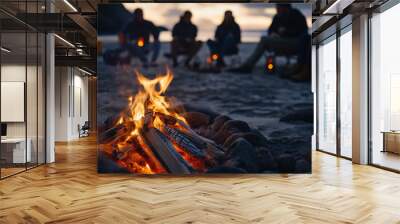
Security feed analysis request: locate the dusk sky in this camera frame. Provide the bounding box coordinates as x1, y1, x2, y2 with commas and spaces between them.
122, 3, 312, 42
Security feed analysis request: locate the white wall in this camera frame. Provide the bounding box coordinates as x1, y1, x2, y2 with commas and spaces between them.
72, 73, 89, 138
1, 65, 26, 138
55, 66, 70, 141
55, 67, 89, 141
1, 63, 46, 164
1, 65, 42, 138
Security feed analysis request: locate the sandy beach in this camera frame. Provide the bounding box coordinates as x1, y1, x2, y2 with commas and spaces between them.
97, 42, 313, 173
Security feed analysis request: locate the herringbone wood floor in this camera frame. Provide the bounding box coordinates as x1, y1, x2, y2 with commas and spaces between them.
1, 136, 400, 224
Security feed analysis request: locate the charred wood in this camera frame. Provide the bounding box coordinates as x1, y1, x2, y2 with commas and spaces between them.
144, 128, 192, 174
162, 126, 206, 159
136, 134, 166, 173
99, 124, 127, 144
112, 145, 132, 160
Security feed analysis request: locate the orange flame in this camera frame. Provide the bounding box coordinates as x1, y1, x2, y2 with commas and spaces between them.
102, 69, 206, 174
127, 69, 187, 135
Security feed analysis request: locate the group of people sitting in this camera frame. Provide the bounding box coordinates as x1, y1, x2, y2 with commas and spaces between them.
167, 10, 241, 68
117, 4, 310, 81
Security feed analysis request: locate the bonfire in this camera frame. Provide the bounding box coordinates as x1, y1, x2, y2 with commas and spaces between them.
99, 69, 224, 174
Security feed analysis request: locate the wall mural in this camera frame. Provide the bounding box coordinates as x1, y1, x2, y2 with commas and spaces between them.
97, 3, 313, 174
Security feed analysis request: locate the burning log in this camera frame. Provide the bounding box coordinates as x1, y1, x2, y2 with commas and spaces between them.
99, 124, 127, 144
156, 112, 217, 146
162, 126, 206, 159
99, 70, 279, 174
155, 112, 177, 125
136, 135, 166, 173
143, 127, 192, 174
112, 144, 133, 160
175, 127, 224, 160
111, 137, 142, 161
164, 124, 224, 165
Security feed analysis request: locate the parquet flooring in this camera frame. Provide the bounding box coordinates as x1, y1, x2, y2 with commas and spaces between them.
1, 136, 400, 223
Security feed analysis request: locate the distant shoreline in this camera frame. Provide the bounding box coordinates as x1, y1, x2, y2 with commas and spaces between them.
98, 35, 260, 44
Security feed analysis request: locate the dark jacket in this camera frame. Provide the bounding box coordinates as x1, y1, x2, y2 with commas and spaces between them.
123, 19, 159, 44
172, 20, 198, 41
215, 22, 241, 44
269, 8, 308, 38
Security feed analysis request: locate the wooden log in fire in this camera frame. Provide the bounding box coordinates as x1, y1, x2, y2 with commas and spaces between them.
136, 135, 167, 173
99, 124, 127, 144
143, 127, 192, 174
162, 126, 206, 159
155, 112, 178, 125
156, 112, 218, 147
112, 144, 133, 160
164, 124, 224, 165
112, 137, 142, 160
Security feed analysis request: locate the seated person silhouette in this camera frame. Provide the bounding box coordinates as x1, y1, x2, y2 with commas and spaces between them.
230, 4, 311, 81
207, 10, 241, 67
166, 11, 202, 68
119, 8, 160, 67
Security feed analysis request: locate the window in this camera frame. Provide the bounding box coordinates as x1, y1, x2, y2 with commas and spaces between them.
0, 1, 47, 179
317, 36, 337, 154
370, 3, 400, 171
339, 28, 352, 158
317, 25, 353, 159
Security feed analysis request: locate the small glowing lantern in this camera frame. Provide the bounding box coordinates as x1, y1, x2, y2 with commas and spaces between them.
137, 38, 145, 47
266, 56, 275, 73
211, 54, 219, 61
